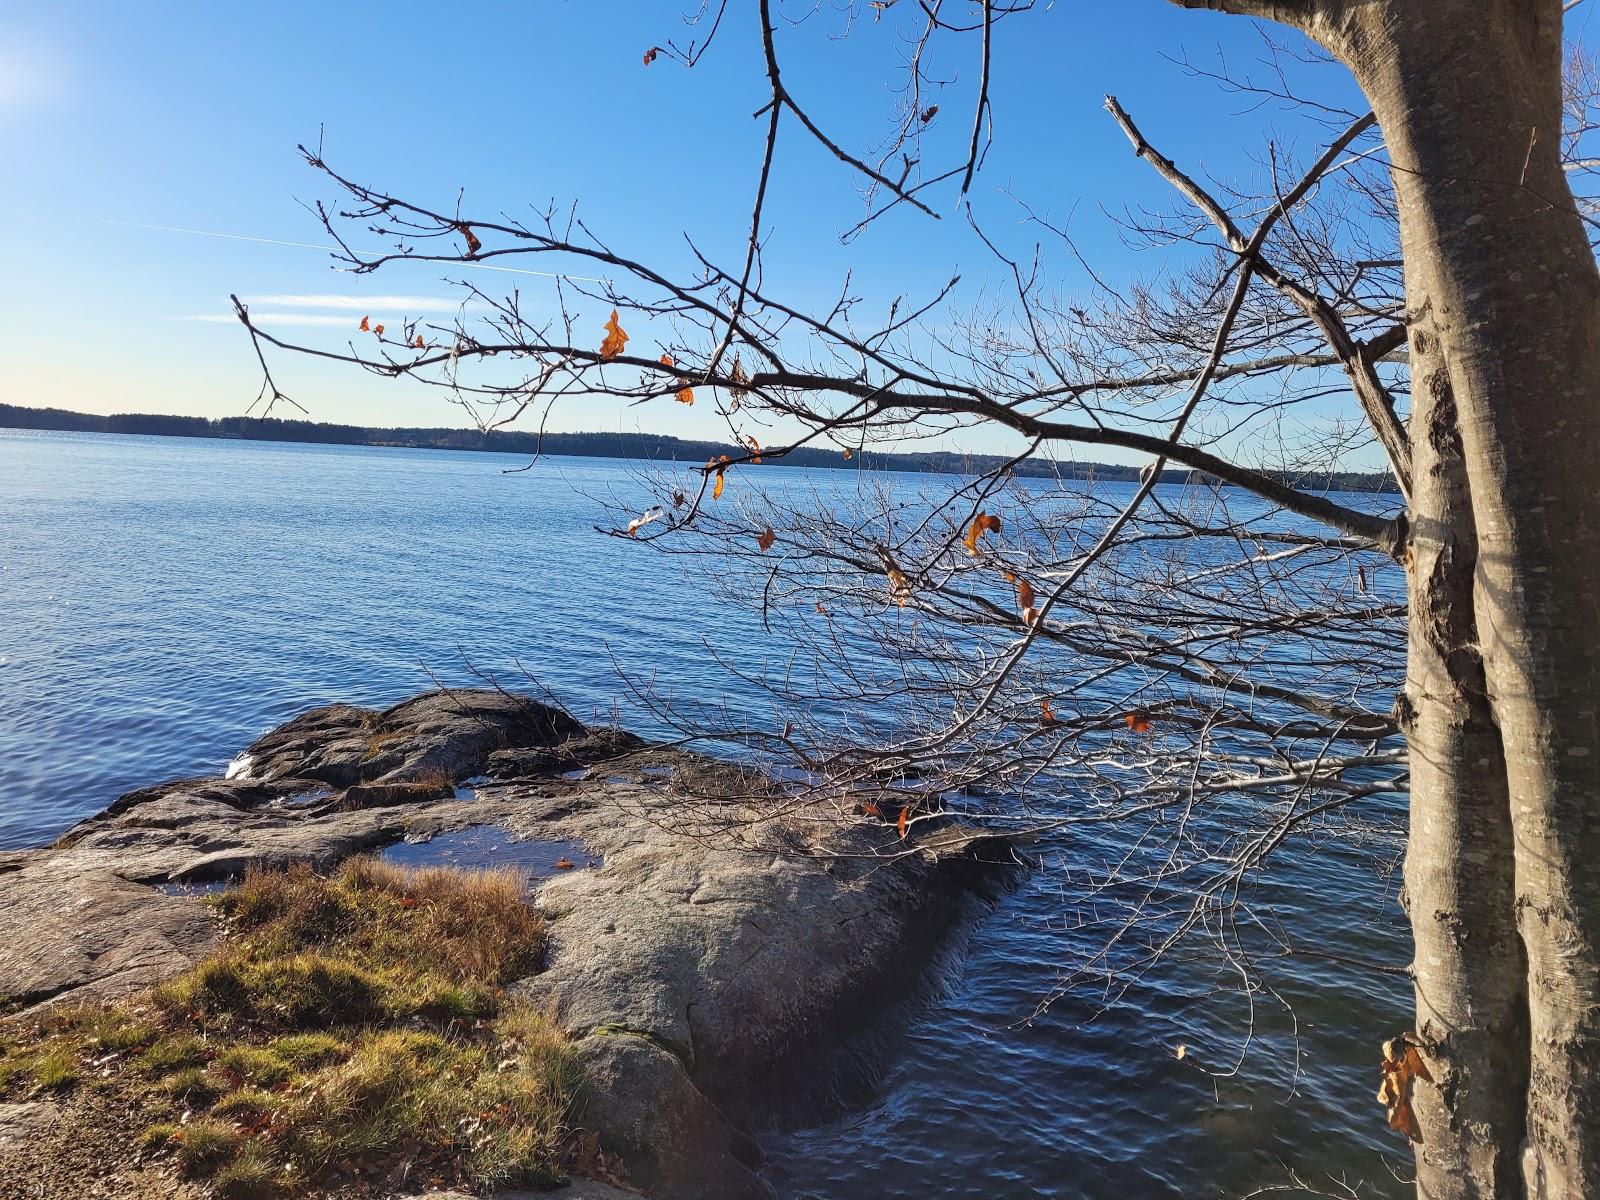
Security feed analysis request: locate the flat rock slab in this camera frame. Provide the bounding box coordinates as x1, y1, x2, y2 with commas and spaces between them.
0, 861, 220, 1009
3, 688, 1014, 1200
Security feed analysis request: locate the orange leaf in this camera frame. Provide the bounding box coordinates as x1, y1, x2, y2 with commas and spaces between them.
861, 801, 881, 818
887, 566, 912, 606
815, 600, 827, 614
599, 310, 629, 361
555, 858, 575, 870
897, 807, 910, 839
457, 222, 482, 255
1041, 699, 1062, 728
842, 447, 853, 460
643, 46, 660, 66
676, 385, 694, 406
1403, 1044, 1434, 1085
757, 526, 776, 552
745, 435, 762, 463
1377, 1035, 1431, 1143
708, 454, 730, 500
1011, 574, 1037, 624
358, 315, 370, 332
1124, 709, 1153, 734
373, 323, 385, 337
963, 512, 1002, 556
660, 353, 674, 366
414, 335, 425, 349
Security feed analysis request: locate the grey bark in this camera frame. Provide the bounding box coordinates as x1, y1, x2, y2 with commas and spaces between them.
1401, 307, 1528, 1200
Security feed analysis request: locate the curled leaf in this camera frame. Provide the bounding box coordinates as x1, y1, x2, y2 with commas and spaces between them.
708, 454, 730, 500
1040, 699, 1062, 728
745, 435, 762, 463
676, 385, 694, 406
373, 323, 385, 337
842, 447, 853, 460
643, 46, 660, 66
359, 315, 370, 333
599, 310, 629, 361
887, 567, 912, 606
897, 806, 910, 839
757, 526, 776, 552
963, 512, 1002, 556
457, 223, 482, 255
861, 801, 881, 819
920, 104, 939, 123
815, 600, 827, 614
1378, 1038, 1431, 1143
626, 508, 664, 538
729, 355, 749, 408
1124, 709, 1153, 735
1011, 574, 1037, 625
414, 335, 425, 349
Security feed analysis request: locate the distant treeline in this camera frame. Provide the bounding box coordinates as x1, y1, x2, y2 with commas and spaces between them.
0, 402, 1400, 493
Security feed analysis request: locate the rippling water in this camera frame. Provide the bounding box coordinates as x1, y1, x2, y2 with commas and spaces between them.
0, 429, 1411, 1198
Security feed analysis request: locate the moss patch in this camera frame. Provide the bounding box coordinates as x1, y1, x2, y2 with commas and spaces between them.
0, 859, 576, 1197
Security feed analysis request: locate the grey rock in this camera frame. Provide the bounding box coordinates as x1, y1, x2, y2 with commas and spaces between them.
0, 1101, 59, 1151
570, 1034, 767, 1200
239, 688, 585, 787
7, 688, 1013, 1199
0, 861, 220, 1008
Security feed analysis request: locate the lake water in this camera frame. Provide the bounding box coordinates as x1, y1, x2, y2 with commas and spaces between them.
0, 429, 1411, 1198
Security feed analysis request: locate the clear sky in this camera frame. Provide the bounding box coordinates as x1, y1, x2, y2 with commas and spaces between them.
0, 1, 1388, 453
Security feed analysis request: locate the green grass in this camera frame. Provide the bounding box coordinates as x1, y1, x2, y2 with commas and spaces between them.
0, 859, 576, 1197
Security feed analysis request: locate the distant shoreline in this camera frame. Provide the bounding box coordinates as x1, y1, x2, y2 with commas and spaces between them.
0, 402, 1401, 493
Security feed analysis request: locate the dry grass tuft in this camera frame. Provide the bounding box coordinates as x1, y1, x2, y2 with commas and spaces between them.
0, 859, 574, 1197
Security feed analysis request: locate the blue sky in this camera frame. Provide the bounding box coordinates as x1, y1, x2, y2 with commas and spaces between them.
0, 2, 1378, 454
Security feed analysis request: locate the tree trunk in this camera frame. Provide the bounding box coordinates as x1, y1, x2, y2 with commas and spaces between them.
1316, 2, 1600, 1195
1400, 302, 1528, 1199
1176, 1, 1600, 1194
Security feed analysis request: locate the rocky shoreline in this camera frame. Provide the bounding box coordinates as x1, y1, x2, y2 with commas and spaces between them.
0, 688, 1016, 1199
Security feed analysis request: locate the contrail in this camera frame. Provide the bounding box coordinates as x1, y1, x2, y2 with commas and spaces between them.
91, 218, 612, 283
